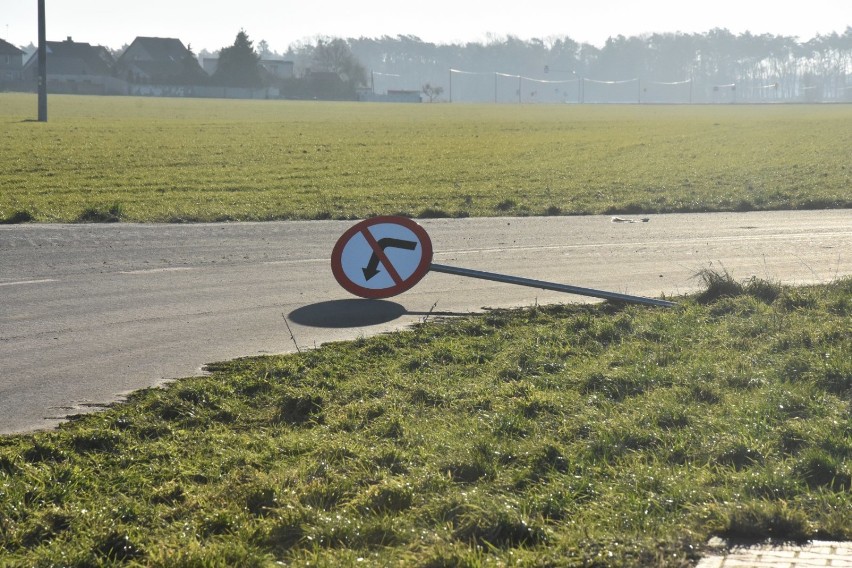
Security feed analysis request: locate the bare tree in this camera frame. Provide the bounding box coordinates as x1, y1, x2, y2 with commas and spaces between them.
422, 83, 444, 102
312, 38, 367, 86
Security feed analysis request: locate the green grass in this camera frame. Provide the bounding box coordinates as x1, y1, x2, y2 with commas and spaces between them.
1, 93, 850, 223
1, 276, 849, 566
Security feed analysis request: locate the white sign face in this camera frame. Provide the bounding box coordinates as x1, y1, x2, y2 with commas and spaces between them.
331, 216, 433, 299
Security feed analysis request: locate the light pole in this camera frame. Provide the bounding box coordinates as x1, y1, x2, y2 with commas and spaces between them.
37, 0, 47, 122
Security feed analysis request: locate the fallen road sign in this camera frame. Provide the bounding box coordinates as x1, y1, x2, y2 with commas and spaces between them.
331, 216, 433, 299
332, 216, 675, 308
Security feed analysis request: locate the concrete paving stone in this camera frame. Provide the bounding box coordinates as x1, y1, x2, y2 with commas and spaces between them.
696, 540, 852, 568
795, 551, 840, 561
714, 560, 788, 567
818, 542, 852, 555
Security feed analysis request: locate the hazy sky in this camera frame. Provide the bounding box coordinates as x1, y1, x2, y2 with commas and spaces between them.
3, 0, 850, 52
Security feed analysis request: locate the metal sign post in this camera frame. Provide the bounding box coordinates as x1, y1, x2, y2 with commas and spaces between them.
429, 263, 675, 308
331, 216, 675, 308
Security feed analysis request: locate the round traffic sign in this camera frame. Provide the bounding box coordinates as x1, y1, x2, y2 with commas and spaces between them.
331, 216, 433, 299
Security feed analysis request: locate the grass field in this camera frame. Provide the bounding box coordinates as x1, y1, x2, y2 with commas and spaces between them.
1, 93, 850, 223
0, 275, 849, 566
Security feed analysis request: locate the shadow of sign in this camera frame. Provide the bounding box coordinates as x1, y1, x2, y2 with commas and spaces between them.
288, 299, 407, 328
289, 300, 470, 329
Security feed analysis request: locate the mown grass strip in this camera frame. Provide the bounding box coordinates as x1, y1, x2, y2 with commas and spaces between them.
2, 94, 850, 223
1, 276, 849, 566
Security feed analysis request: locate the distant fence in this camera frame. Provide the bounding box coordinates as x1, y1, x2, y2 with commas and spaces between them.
3, 74, 849, 103
129, 84, 280, 99
0, 79, 278, 100
0, 76, 127, 95
444, 68, 852, 104
359, 90, 422, 103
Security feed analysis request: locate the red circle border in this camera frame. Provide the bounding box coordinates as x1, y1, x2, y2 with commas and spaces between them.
331, 216, 433, 299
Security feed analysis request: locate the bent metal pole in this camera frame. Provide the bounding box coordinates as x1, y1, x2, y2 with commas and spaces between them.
429, 263, 676, 308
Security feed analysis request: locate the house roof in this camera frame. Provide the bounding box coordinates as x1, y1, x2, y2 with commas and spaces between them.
117, 37, 201, 80
27, 38, 115, 75
118, 37, 191, 64
0, 38, 25, 56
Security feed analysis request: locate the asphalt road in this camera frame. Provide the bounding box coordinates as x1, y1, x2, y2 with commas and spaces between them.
1, 210, 850, 434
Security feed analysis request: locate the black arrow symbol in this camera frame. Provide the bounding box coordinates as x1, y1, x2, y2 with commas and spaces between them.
363, 238, 418, 280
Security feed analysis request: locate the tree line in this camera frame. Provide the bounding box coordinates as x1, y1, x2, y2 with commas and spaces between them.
19, 27, 848, 102
338, 28, 851, 102
205, 32, 367, 99
222, 27, 851, 102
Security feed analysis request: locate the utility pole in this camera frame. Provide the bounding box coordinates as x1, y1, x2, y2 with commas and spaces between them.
37, 0, 47, 122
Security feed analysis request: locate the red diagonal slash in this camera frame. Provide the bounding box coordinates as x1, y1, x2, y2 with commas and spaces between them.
360, 227, 404, 284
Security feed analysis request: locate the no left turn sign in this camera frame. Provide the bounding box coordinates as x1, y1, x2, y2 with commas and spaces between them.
331, 216, 675, 307
331, 216, 433, 299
